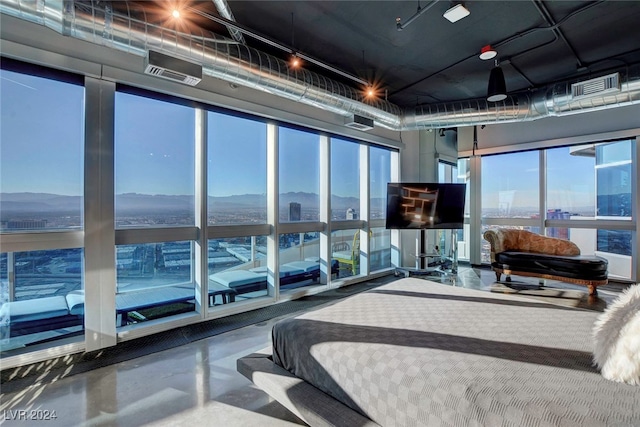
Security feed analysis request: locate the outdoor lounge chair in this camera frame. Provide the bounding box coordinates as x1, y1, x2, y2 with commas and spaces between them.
0, 294, 84, 338
332, 232, 360, 275
0, 283, 238, 337
209, 270, 268, 297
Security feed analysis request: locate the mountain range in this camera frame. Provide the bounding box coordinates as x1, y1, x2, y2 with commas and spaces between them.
0, 192, 375, 214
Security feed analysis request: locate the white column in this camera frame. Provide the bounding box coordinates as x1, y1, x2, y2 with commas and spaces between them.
319, 134, 331, 284
359, 145, 370, 276
267, 123, 279, 297
194, 108, 207, 315
84, 77, 116, 351
469, 155, 482, 266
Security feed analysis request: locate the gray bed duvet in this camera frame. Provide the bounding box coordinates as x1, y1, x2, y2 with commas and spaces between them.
268, 278, 640, 426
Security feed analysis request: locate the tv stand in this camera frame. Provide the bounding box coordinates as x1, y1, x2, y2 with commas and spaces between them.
394, 229, 458, 278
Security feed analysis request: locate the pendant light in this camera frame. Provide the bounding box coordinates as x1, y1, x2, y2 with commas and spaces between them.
487, 59, 507, 102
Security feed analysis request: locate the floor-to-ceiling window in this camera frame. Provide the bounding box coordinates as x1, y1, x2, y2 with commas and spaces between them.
477, 139, 636, 280
545, 140, 634, 280
0, 60, 85, 351
277, 127, 324, 291
480, 150, 541, 263
207, 112, 270, 305
369, 147, 392, 272
0, 57, 399, 363
114, 88, 197, 326
330, 137, 361, 278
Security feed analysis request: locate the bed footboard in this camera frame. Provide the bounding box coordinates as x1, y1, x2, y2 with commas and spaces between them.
237, 347, 379, 427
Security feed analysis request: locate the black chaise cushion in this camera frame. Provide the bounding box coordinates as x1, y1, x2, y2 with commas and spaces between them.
494, 251, 608, 281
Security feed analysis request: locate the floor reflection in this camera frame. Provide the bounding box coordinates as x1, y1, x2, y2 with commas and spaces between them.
0, 266, 628, 426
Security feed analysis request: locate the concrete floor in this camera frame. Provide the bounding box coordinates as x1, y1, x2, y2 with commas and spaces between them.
0, 267, 629, 426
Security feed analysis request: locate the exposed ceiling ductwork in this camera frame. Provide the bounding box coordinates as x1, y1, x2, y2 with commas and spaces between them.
2, 0, 640, 132
211, 0, 246, 45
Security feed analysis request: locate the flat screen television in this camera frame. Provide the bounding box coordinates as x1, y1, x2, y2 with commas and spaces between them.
385, 182, 466, 229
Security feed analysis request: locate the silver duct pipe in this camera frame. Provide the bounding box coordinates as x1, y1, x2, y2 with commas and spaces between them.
2, 0, 640, 131
404, 66, 640, 128
211, 0, 245, 44
0, 0, 402, 129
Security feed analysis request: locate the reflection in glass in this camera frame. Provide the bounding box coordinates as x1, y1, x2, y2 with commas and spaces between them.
116, 241, 194, 326
208, 112, 267, 225
207, 236, 269, 303
546, 146, 596, 218
1, 248, 84, 352
370, 227, 391, 271
279, 128, 320, 222
370, 147, 391, 220
331, 229, 360, 278
597, 165, 631, 217
597, 139, 632, 164
331, 138, 360, 220
597, 229, 632, 256
0, 69, 84, 231
278, 233, 326, 291
482, 151, 539, 218
115, 92, 195, 227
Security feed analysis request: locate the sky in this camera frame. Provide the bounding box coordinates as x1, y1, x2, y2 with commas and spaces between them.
0, 67, 603, 210
1, 69, 84, 196
481, 148, 597, 212
1, 68, 387, 198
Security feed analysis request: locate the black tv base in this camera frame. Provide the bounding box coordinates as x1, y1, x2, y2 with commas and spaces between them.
394, 263, 457, 278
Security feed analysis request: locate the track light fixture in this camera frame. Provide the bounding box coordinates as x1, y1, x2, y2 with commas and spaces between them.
181, 6, 370, 87
487, 59, 507, 102
290, 53, 301, 68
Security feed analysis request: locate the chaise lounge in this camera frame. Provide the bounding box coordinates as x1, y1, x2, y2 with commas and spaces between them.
483, 228, 608, 295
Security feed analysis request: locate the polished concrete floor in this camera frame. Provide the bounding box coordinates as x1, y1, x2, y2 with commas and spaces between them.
0, 267, 630, 426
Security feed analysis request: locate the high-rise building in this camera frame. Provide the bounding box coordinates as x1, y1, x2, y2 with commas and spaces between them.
289, 202, 301, 221
346, 208, 358, 220
546, 209, 570, 239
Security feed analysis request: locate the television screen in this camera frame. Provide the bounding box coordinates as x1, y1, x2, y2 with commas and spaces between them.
385, 182, 466, 229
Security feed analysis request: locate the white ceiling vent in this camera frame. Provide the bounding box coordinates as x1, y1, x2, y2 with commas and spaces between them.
571, 72, 620, 99
344, 114, 374, 131
144, 50, 202, 86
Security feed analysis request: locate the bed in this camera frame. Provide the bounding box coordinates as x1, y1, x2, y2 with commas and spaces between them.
238, 278, 640, 426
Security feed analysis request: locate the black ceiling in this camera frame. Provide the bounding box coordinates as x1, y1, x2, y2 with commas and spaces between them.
132, 1, 640, 109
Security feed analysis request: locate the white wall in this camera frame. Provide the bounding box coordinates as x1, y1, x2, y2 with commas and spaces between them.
458, 103, 640, 155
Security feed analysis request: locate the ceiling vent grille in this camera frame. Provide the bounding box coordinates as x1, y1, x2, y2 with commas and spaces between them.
571, 72, 620, 99
344, 114, 374, 131
144, 50, 202, 86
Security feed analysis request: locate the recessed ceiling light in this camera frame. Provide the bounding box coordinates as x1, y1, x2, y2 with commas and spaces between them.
479, 45, 497, 60
443, 4, 470, 23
